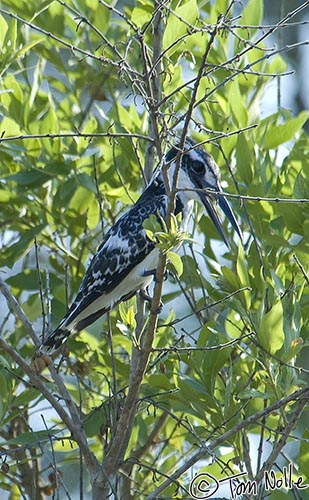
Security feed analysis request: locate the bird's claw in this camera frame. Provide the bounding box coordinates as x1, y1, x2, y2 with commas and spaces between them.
139, 289, 163, 314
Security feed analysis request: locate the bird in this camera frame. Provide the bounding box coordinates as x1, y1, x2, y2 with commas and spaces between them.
40, 139, 242, 352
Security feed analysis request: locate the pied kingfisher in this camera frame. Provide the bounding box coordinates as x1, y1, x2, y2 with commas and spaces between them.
41, 139, 242, 352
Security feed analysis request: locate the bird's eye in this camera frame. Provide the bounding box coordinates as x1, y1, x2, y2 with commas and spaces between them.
192, 160, 205, 175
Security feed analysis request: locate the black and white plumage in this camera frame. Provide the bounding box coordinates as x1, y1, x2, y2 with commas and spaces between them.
41, 139, 242, 352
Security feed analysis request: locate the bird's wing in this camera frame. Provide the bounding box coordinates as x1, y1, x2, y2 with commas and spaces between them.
54, 195, 167, 332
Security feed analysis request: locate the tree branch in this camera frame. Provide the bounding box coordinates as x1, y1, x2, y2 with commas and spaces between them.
0, 276, 100, 479
145, 385, 309, 499
254, 397, 308, 486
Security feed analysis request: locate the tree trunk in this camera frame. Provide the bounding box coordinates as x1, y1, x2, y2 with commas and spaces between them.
92, 470, 115, 500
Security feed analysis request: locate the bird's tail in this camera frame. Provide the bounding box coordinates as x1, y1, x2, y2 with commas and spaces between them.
40, 325, 71, 353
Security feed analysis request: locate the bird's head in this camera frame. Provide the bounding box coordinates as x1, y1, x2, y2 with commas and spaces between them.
164, 139, 243, 248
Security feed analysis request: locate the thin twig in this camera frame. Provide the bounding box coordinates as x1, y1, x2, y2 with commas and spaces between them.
0, 275, 41, 347
177, 187, 309, 204
0, 131, 153, 143
255, 397, 307, 487
145, 385, 309, 499
0, 277, 99, 479
293, 254, 309, 286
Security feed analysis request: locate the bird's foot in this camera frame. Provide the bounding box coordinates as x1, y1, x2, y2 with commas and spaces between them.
152, 301, 163, 315
139, 288, 152, 302
139, 288, 163, 314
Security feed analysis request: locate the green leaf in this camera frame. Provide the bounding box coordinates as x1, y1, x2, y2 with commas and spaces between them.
294, 172, 309, 199
299, 430, 309, 482
9, 484, 20, 499
229, 80, 248, 126
83, 407, 107, 438
263, 111, 309, 150
119, 301, 137, 329
257, 300, 284, 354
238, 388, 274, 400
0, 116, 21, 136
168, 251, 183, 277
0, 15, 8, 47
163, 0, 199, 55
0, 188, 13, 203
6, 170, 51, 186
7, 269, 41, 291
0, 371, 9, 423
276, 203, 304, 236
143, 214, 163, 234
1, 224, 46, 267
15, 38, 43, 59
69, 186, 93, 213
41, 106, 59, 134
281, 338, 304, 364
236, 133, 253, 185
236, 244, 251, 308
22, 294, 42, 322
221, 265, 240, 291
131, 3, 152, 27
5, 16, 17, 53
240, 0, 263, 26
40, 106, 60, 155
77, 172, 97, 193
268, 54, 287, 74
12, 388, 41, 408
5, 430, 54, 446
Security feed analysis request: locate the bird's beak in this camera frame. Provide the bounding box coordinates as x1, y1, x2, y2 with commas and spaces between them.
198, 185, 243, 248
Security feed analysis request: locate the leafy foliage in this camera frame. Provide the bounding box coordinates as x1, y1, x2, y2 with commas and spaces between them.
0, 0, 308, 499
